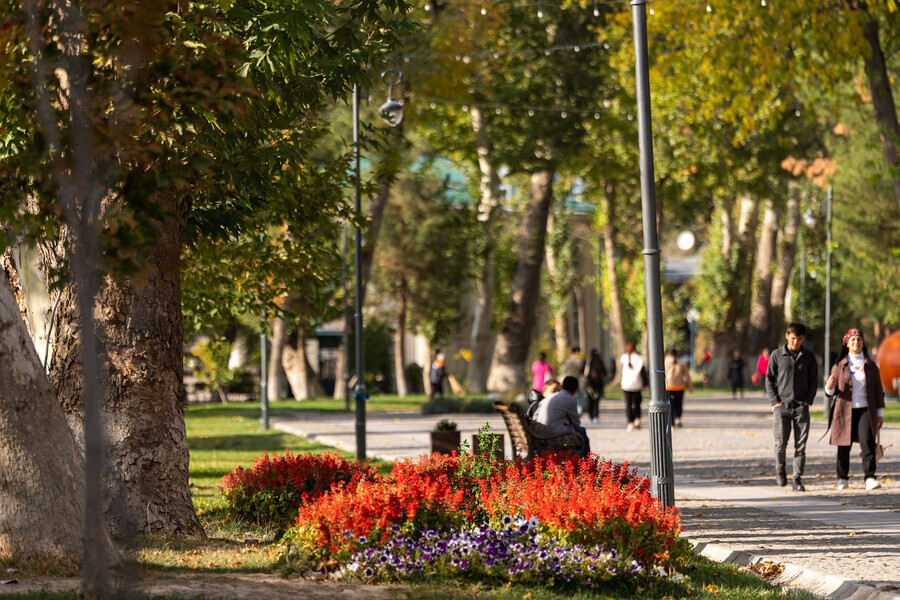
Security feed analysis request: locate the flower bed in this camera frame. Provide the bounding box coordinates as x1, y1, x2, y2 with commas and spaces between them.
219, 450, 377, 528
274, 450, 688, 591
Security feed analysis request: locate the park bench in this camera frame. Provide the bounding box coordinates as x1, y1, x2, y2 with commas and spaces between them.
492, 400, 585, 460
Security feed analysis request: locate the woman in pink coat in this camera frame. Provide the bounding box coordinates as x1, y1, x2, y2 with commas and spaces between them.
824, 329, 885, 491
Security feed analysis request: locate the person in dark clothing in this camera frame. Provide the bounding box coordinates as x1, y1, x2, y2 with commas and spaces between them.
584, 348, 607, 423
765, 322, 818, 492
429, 352, 446, 401
728, 350, 745, 399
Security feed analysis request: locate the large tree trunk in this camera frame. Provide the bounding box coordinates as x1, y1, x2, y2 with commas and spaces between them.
545, 212, 571, 365
747, 199, 778, 355
730, 195, 761, 352
601, 180, 626, 363
332, 341, 348, 402
854, 3, 900, 213
487, 170, 555, 392
268, 316, 287, 402
283, 326, 325, 400
468, 105, 500, 393
771, 186, 800, 337
48, 192, 202, 538
393, 276, 408, 397
0, 277, 116, 568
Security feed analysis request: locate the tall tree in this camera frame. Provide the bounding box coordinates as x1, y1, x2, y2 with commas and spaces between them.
1, 0, 410, 540
370, 159, 476, 394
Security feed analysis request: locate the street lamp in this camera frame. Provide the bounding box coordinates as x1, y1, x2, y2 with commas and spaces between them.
378, 61, 405, 127
824, 185, 833, 413
630, 0, 675, 508
352, 61, 405, 461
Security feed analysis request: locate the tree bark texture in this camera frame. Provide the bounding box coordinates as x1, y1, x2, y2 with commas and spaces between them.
487, 170, 555, 392
468, 105, 501, 393
747, 199, 778, 355
393, 276, 408, 397
332, 341, 348, 402
0, 277, 116, 567
268, 316, 286, 402
545, 213, 570, 365
856, 5, 900, 213
601, 180, 626, 364
730, 196, 761, 352
282, 325, 325, 400
770, 186, 800, 336
47, 192, 201, 538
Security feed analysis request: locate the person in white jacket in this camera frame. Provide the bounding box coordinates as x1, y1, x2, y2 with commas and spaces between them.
620, 341, 646, 431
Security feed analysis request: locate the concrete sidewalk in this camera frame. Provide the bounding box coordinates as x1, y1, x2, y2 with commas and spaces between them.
273, 392, 900, 599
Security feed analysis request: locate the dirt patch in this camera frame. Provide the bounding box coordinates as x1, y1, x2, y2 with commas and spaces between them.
0, 572, 397, 599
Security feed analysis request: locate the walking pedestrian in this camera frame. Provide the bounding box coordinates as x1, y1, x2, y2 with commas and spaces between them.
620, 342, 646, 431
825, 328, 885, 491
753, 347, 770, 386
563, 346, 586, 416
729, 350, 746, 399
531, 352, 554, 393
584, 348, 607, 423
665, 348, 693, 428
429, 352, 446, 401
766, 322, 818, 492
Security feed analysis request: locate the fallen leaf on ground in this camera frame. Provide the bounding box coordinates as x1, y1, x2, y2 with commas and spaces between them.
749, 561, 784, 579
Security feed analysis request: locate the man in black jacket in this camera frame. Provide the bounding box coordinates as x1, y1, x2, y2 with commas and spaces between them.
765, 322, 818, 492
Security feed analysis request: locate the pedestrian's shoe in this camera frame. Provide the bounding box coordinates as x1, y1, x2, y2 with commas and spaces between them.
865, 477, 881, 491
634, 418, 641, 429
792, 478, 806, 492
626, 422, 635, 432
837, 478, 849, 490
776, 471, 787, 487
674, 418, 683, 428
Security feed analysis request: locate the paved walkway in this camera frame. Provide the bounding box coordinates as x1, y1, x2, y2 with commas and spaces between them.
273, 391, 900, 599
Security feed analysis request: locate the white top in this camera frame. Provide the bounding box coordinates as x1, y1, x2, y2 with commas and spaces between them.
848, 353, 868, 409
620, 352, 644, 392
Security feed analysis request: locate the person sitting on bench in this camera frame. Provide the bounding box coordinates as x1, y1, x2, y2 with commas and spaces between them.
530, 376, 591, 457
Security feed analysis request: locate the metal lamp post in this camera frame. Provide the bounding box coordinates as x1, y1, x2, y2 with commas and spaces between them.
823, 185, 833, 413
630, 0, 675, 507
352, 61, 404, 461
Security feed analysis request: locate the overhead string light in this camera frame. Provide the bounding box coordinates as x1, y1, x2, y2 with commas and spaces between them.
421, 41, 611, 63
417, 95, 611, 119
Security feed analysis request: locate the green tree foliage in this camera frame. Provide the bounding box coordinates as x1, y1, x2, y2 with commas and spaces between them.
371, 157, 477, 348
0, 0, 411, 322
